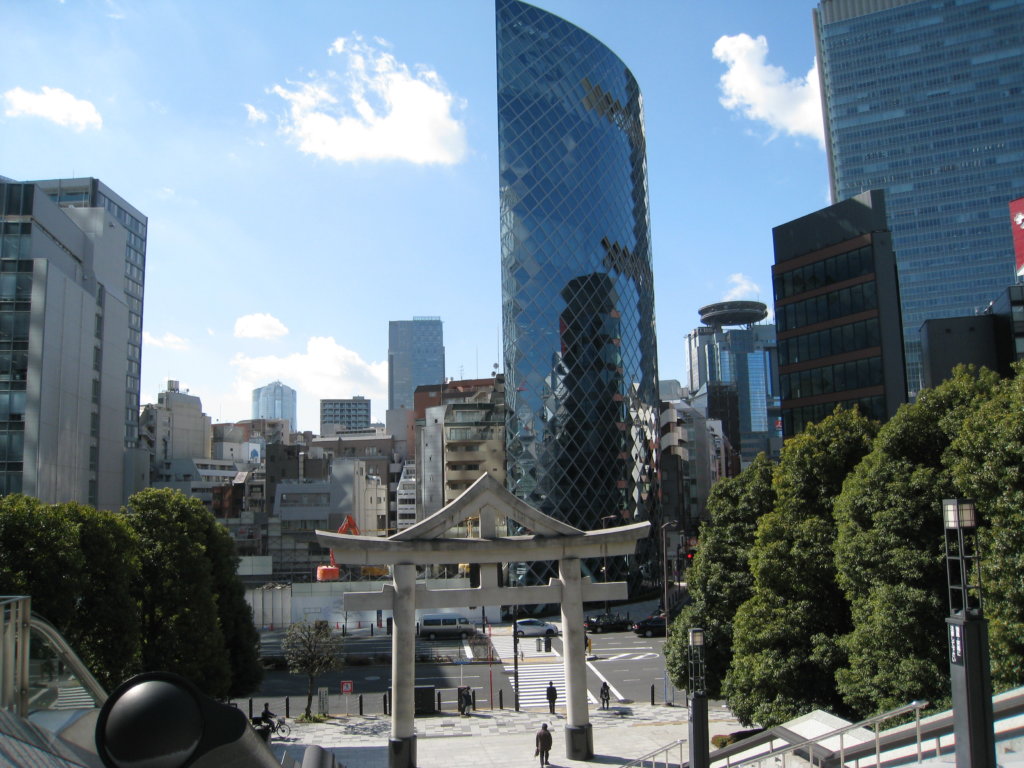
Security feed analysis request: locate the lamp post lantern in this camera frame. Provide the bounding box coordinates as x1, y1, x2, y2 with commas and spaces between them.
688, 627, 709, 768
942, 498, 996, 768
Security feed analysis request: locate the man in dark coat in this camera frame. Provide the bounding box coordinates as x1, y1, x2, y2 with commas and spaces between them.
546, 681, 557, 714
535, 722, 553, 766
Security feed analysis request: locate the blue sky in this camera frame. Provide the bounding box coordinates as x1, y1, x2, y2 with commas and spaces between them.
2, 0, 830, 432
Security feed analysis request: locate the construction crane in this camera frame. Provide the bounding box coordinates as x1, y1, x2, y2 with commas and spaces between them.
316, 515, 359, 582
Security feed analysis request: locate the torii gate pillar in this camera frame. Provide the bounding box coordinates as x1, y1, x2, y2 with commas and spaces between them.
559, 557, 593, 759
389, 563, 417, 767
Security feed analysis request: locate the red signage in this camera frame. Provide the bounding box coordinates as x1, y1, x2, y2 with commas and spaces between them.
341, 680, 354, 695
1010, 198, 1024, 277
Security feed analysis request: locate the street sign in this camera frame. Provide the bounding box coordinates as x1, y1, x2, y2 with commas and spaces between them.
341, 680, 354, 695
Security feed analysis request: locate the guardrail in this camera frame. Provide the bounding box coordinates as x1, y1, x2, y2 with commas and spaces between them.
1, 594, 107, 717
620, 700, 930, 768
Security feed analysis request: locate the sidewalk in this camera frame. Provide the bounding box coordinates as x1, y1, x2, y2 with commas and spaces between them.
272, 701, 743, 768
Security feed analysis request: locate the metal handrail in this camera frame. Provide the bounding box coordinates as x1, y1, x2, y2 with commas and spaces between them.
1, 595, 107, 717
620, 699, 930, 768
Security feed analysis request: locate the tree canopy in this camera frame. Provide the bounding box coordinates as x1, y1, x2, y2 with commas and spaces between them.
723, 406, 877, 727
0, 488, 261, 698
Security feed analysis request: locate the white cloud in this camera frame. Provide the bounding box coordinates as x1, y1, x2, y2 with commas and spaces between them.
722, 273, 761, 301
270, 34, 467, 165
143, 331, 190, 351
712, 34, 824, 146
229, 336, 388, 430
234, 313, 289, 340
3, 86, 103, 131
244, 103, 268, 123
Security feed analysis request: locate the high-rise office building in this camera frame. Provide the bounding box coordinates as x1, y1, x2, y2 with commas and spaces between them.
497, 0, 660, 583
320, 396, 371, 434
252, 380, 296, 432
0, 177, 147, 510
772, 189, 907, 436
814, 0, 1024, 393
686, 302, 781, 470
387, 317, 444, 411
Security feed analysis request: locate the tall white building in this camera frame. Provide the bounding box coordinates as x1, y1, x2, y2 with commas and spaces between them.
0, 177, 147, 510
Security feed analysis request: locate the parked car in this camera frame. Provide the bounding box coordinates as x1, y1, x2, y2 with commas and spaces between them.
514, 618, 559, 637
583, 613, 631, 633
632, 615, 667, 637
418, 614, 477, 640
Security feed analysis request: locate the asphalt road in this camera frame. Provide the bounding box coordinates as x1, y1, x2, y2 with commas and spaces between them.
250, 621, 682, 715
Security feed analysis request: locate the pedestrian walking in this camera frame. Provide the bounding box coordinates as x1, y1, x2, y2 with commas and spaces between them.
599, 681, 610, 709
546, 681, 557, 714
535, 722, 553, 766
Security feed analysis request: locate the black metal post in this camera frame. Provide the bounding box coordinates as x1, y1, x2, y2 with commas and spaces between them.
688, 628, 710, 768
512, 605, 520, 711
943, 498, 996, 768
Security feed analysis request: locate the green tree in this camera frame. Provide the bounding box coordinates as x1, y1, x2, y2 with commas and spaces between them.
126, 488, 231, 697
950, 364, 1024, 690
723, 407, 877, 727
202, 514, 262, 696
0, 496, 141, 689
59, 502, 141, 689
666, 453, 775, 696
283, 620, 344, 718
832, 367, 998, 716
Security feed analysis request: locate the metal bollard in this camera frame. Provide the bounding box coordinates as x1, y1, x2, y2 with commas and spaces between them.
472, 690, 477, 709
437, 691, 442, 711
358, 694, 363, 716
248, 698, 253, 719
286, 697, 290, 718
370, 625, 374, 637
383, 692, 389, 715
499, 690, 504, 709
650, 684, 655, 705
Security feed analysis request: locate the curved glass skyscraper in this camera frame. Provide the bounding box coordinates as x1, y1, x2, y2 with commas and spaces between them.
496, 0, 660, 584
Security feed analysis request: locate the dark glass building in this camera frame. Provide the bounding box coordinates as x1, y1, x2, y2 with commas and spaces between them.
496, 0, 660, 585
388, 317, 445, 411
814, 0, 1024, 395
773, 189, 907, 436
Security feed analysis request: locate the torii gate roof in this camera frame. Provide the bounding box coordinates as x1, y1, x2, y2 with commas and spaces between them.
316, 473, 649, 567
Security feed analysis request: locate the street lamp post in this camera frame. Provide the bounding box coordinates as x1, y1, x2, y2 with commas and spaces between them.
688, 628, 709, 768
942, 498, 996, 768
661, 522, 677, 627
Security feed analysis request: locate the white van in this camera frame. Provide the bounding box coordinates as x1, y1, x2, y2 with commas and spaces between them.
418, 614, 477, 639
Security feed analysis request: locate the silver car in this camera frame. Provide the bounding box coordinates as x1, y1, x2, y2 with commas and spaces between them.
514, 618, 559, 637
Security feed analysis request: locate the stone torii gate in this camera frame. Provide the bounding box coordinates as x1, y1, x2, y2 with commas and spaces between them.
316, 473, 649, 768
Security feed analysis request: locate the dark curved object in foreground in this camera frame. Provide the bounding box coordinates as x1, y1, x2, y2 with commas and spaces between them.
94, 671, 280, 768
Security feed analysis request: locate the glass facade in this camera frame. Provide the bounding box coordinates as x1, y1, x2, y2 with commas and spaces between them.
252, 380, 297, 432
388, 317, 444, 411
686, 323, 781, 469
497, 0, 660, 580
0, 193, 31, 496
815, 0, 1024, 393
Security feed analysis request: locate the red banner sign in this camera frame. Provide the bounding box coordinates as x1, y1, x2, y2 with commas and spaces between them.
1010, 198, 1024, 277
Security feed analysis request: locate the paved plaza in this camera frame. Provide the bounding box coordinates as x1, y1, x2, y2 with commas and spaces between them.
271, 700, 743, 768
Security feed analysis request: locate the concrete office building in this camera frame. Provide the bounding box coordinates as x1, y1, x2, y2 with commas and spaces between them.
772, 189, 907, 437
139, 380, 212, 467
388, 318, 444, 411
252, 380, 296, 432
686, 302, 781, 470
497, 0, 661, 588
416, 376, 506, 526
0, 177, 147, 510
814, 0, 1024, 393
320, 396, 371, 434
